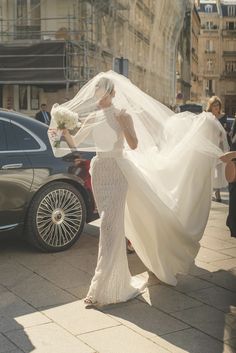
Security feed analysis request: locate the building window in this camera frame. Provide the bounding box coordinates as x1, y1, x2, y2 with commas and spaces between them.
206, 40, 213, 52
19, 85, 28, 110
205, 4, 213, 13
225, 61, 236, 72
31, 86, 39, 110
206, 21, 213, 30
205, 79, 214, 96
19, 85, 39, 111
226, 21, 236, 30
207, 59, 213, 71
228, 5, 236, 17
15, 0, 41, 39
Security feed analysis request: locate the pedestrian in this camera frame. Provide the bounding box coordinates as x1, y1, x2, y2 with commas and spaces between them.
219, 112, 232, 147
56, 77, 146, 305
220, 151, 236, 237
206, 96, 229, 202
35, 103, 51, 125
48, 71, 227, 305
230, 114, 236, 151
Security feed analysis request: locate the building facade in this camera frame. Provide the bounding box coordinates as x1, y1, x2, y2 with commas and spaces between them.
220, 0, 236, 115
197, 0, 236, 114
175, 1, 201, 106
176, 8, 192, 105
0, 0, 191, 115
191, 3, 201, 102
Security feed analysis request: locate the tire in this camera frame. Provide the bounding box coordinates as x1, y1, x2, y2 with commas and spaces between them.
26, 181, 86, 252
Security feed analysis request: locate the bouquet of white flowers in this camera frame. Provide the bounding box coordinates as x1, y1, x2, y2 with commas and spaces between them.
52, 107, 79, 148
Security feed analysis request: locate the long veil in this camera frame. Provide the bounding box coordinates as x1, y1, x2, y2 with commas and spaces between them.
48, 70, 227, 285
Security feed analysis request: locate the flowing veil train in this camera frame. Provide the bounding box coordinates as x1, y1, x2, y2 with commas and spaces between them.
48, 70, 226, 285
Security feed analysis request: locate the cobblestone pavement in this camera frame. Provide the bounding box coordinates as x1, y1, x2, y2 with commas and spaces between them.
0, 195, 235, 353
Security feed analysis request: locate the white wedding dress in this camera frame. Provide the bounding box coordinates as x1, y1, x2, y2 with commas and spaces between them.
85, 106, 225, 304
48, 71, 227, 304
86, 107, 146, 304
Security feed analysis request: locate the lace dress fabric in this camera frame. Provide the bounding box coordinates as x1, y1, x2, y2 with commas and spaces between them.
86, 108, 146, 305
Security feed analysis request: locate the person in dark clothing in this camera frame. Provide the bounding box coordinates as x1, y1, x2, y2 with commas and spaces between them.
219, 114, 232, 147
35, 104, 51, 125
228, 182, 236, 238
220, 150, 236, 238
230, 116, 236, 151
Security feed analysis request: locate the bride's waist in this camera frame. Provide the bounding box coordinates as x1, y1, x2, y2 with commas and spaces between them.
96, 150, 124, 159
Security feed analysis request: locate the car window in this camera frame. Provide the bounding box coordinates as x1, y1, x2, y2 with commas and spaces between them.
5, 122, 40, 151
0, 121, 7, 151
180, 104, 203, 114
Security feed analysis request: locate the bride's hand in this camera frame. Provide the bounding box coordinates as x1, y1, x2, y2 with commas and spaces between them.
48, 128, 57, 139
61, 128, 70, 137
60, 128, 76, 148
220, 151, 236, 163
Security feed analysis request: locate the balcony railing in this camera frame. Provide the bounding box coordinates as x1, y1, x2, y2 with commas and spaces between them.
222, 29, 236, 36
205, 50, 216, 54
221, 71, 236, 78
201, 25, 219, 31
14, 25, 41, 40
223, 51, 236, 57
203, 70, 216, 75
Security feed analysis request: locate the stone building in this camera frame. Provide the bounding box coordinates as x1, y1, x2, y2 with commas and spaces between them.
197, 0, 236, 114
191, 3, 201, 102
176, 8, 192, 105
0, 0, 190, 115
220, 0, 236, 115
175, 1, 201, 106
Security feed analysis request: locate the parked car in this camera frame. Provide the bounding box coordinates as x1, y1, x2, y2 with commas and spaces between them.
179, 103, 203, 114
226, 115, 235, 130
0, 110, 98, 252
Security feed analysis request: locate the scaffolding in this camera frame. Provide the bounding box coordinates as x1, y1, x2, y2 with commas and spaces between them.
0, 0, 187, 106
0, 0, 131, 91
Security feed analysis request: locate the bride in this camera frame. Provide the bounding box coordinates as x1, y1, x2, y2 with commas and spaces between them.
48, 71, 226, 305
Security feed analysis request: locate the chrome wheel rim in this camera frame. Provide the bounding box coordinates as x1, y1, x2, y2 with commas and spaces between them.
36, 189, 83, 247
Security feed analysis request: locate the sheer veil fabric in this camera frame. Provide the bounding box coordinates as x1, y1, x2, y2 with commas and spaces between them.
48, 70, 226, 286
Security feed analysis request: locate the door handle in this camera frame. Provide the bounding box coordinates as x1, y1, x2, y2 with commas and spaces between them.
1, 163, 23, 170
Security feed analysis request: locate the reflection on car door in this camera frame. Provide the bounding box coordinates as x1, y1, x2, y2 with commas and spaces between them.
0, 118, 34, 232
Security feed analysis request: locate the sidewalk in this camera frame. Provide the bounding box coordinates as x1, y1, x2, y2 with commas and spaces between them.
0, 197, 235, 353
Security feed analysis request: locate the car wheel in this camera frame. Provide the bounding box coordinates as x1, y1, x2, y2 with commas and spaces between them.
26, 181, 86, 252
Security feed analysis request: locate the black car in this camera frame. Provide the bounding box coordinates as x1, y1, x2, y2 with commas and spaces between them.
179, 103, 203, 114
226, 115, 235, 130
0, 110, 97, 252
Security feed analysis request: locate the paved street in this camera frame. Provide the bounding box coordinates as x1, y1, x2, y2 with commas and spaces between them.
0, 195, 235, 353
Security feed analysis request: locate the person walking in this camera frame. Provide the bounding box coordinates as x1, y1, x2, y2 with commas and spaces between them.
206, 96, 229, 202
220, 151, 236, 237
35, 103, 51, 125
230, 114, 236, 151
48, 71, 227, 306
58, 77, 146, 305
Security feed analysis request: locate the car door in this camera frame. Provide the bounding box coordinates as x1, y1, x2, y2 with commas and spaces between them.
0, 117, 34, 232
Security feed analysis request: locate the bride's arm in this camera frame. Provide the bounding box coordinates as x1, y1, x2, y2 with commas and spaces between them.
116, 110, 138, 150
220, 151, 236, 163
62, 115, 94, 148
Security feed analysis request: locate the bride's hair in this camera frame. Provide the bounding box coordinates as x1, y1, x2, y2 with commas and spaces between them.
95, 77, 114, 95
206, 96, 222, 112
